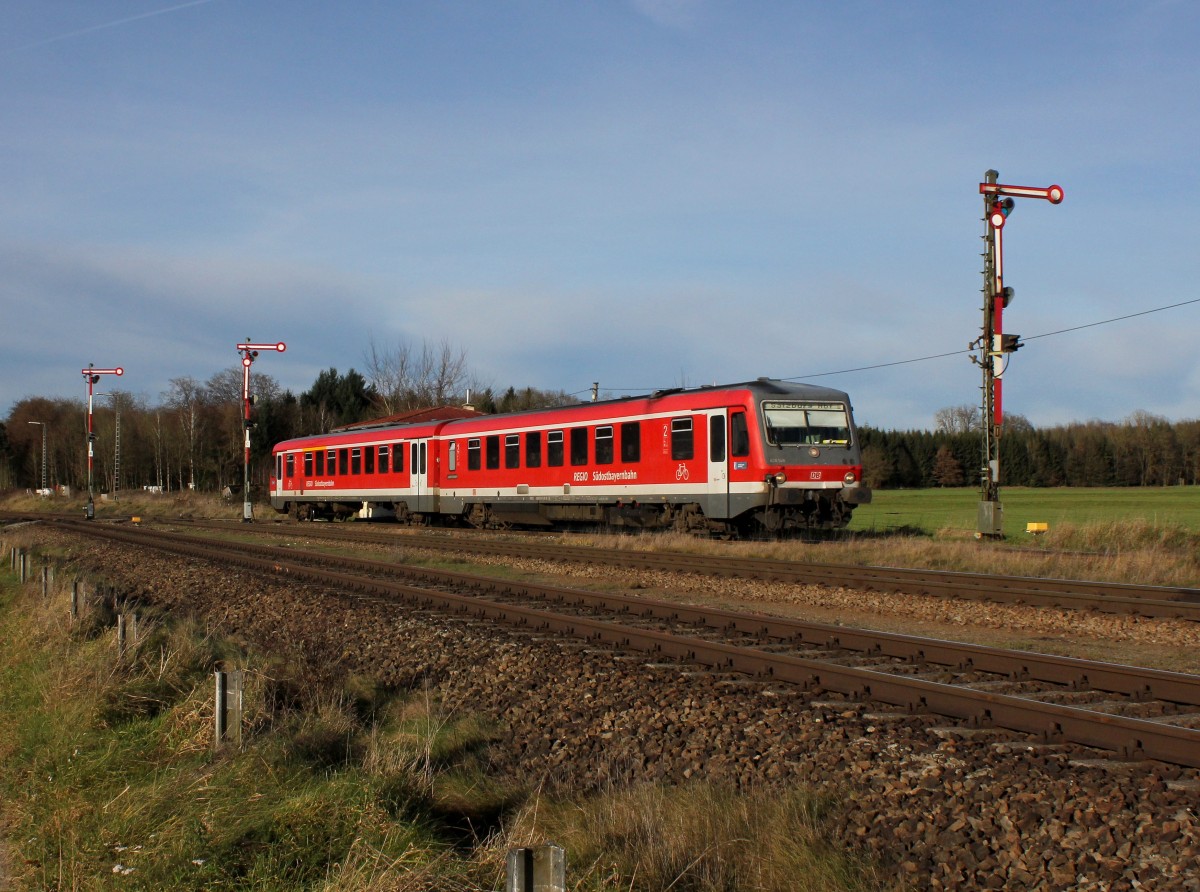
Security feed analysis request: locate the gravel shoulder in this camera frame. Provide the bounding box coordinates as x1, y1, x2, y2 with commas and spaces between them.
17, 525, 1200, 891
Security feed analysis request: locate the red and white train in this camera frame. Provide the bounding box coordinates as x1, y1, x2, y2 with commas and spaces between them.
270, 378, 871, 535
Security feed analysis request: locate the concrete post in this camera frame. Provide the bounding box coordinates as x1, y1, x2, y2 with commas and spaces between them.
506, 844, 566, 892
215, 669, 245, 749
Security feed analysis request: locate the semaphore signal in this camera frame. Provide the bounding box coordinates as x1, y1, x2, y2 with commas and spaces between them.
972, 170, 1063, 539
236, 339, 286, 522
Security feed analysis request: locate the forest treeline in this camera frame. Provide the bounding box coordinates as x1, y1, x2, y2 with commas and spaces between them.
860, 409, 1200, 489
0, 340, 575, 495
1, 346, 1196, 494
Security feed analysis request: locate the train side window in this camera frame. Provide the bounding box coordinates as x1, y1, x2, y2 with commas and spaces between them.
505, 434, 520, 469
339, 448, 349, 476
620, 422, 640, 463
595, 426, 613, 464
730, 411, 750, 457
486, 435, 500, 470
448, 441, 457, 472
365, 446, 375, 475
468, 438, 481, 471
526, 431, 542, 468
709, 416, 726, 462
286, 453, 295, 477
275, 455, 282, 479
671, 418, 694, 461
418, 442, 426, 475
548, 430, 564, 467
316, 450, 325, 475
394, 442, 405, 473
570, 428, 588, 466
304, 452, 313, 476
378, 445, 390, 474
351, 448, 362, 475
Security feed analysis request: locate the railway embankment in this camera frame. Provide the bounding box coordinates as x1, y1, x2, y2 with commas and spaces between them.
3, 522, 1200, 890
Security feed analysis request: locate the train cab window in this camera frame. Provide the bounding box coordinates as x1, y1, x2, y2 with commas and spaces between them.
671, 418, 694, 461
486, 435, 500, 470
763, 402, 852, 447
316, 450, 326, 475
378, 445, 390, 475
304, 452, 314, 476
286, 454, 295, 477
394, 442, 405, 473
709, 416, 726, 462
351, 448, 362, 475
620, 422, 640, 463
468, 438, 481, 471
547, 430, 564, 467
595, 426, 613, 464
505, 434, 520, 469
730, 411, 750, 457
365, 446, 375, 475
526, 431, 542, 468
570, 428, 588, 466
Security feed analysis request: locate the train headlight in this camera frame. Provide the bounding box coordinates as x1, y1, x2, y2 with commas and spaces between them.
844, 471, 858, 484
774, 472, 787, 485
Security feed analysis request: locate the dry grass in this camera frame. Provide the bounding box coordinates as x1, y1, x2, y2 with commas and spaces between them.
0, 533, 884, 892
574, 522, 1200, 588
489, 781, 878, 892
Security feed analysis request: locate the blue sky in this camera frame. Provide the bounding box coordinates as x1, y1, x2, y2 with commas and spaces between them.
2, 1, 1198, 430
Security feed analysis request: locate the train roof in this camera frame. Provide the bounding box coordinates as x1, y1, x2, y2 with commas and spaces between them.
274, 378, 853, 450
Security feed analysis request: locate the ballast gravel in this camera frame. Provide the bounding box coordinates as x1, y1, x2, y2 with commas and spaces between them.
21, 527, 1200, 891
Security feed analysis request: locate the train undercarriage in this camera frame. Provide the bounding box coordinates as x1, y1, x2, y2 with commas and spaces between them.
279, 491, 855, 537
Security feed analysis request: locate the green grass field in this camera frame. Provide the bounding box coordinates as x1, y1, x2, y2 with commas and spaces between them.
849, 486, 1200, 538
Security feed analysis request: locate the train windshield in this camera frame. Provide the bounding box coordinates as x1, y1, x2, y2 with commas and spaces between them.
762, 401, 851, 447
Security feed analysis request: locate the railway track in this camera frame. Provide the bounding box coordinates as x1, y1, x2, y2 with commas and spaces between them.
167, 515, 1200, 621
42, 517, 1200, 769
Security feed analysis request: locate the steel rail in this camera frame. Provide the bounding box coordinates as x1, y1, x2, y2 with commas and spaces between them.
69, 521, 1200, 707
47, 519, 1200, 768
171, 517, 1200, 620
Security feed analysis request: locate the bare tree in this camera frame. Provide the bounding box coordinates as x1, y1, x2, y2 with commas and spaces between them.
365, 336, 470, 414
164, 376, 206, 491
931, 446, 965, 486
934, 404, 982, 434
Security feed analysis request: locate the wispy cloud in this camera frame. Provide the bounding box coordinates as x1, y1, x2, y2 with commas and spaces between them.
2, 0, 218, 56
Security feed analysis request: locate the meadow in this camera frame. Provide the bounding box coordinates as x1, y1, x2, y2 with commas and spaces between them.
849, 486, 1200, 538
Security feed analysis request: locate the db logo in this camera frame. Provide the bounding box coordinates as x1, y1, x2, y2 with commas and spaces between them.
809, 471, 822, 480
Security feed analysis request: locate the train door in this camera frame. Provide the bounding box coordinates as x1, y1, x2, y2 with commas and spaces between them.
706, 410, 730, 519
411, 439, 430, 512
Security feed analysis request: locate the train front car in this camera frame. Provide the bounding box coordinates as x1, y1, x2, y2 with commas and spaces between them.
734, 379, 870, 534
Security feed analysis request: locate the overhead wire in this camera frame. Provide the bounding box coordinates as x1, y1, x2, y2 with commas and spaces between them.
585, 297, 1200, 396
783, 296, 1200, 383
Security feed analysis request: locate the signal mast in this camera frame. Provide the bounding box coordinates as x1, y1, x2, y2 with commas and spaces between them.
972, 170, 1063, 538
81, 363, 124, 520
236, 339, 286, 521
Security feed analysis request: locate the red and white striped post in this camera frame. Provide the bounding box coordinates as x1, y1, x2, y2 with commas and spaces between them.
236, 340, 286, 521
975, 172, 1063, 538
81, 363, 124, 519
